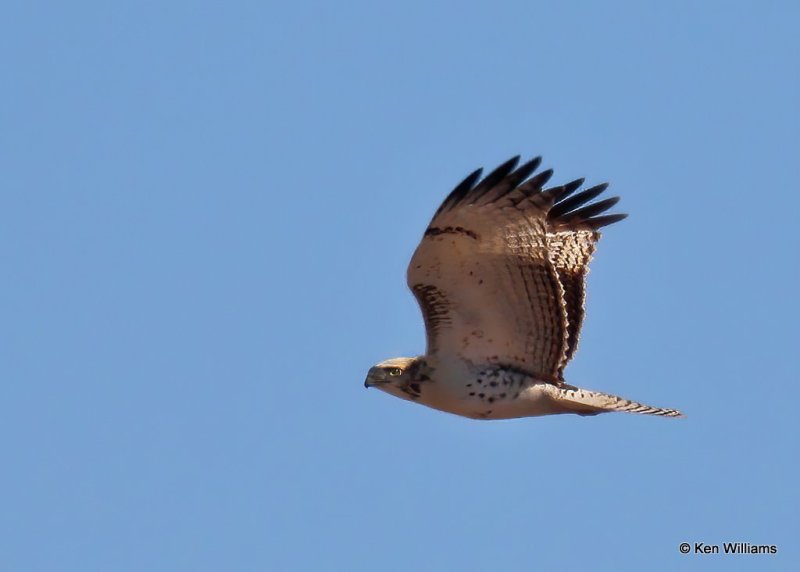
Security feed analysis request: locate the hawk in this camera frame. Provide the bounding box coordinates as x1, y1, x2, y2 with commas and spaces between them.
365, 155, 683, 419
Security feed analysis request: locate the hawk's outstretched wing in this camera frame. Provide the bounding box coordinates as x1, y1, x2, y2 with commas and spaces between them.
547, 183, 626, 376
407, 156, 625, 380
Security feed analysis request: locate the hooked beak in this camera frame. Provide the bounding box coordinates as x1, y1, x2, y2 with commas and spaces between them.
364, 367, 386, 388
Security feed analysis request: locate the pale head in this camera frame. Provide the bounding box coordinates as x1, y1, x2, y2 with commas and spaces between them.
364, 357, 423, 399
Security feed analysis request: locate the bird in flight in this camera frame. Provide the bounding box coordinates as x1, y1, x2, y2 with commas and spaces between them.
365, 155, 683, 420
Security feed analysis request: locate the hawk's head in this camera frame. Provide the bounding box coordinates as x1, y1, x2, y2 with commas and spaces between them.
364, 357, 425, 400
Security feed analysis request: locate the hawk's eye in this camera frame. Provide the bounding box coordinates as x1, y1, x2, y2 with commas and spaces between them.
387, 368, 402, 377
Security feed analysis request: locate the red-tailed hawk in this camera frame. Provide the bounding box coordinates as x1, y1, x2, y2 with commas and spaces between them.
365, 155, 683, 419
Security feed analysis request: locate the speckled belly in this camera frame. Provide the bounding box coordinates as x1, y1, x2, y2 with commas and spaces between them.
420, 365, 560, 420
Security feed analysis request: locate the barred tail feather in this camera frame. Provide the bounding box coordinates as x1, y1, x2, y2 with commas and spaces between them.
548, 384, 684, 418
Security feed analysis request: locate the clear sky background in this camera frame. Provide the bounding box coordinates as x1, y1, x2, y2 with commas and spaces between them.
2, 1, 798, 571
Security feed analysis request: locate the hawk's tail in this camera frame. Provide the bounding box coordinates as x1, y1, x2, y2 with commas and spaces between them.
547, 384, 684, 418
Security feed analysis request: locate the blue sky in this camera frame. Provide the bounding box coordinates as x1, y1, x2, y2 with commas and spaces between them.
2, 1, 798, 570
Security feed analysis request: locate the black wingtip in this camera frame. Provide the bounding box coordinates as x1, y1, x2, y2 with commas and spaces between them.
519, 168, 554, 194
460, 167, 484, 190
589, 213, 628, 228
549, 183, 609, 219
546, 179, 627, 229
523, 155, 543, 174
491, 156, 522, 178
435, 167, 483, 216
562, 177, 585, 196
510, 156, 542, 184
543, 177, 586, 203
560, 202, 624, 228
588, 182, 609, 194
565, 196, 620, 221
433, 156, 625, 227
475, 156, 521, 190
